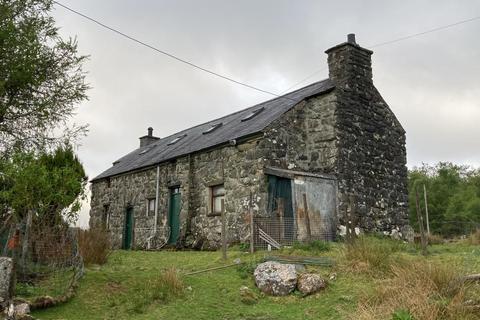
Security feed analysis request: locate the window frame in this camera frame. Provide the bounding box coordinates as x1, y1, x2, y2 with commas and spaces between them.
146, 198, 156, 217
102, 204, 110, 230
209, 184, 225, 216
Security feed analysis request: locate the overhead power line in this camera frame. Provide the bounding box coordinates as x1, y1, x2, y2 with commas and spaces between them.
283, 15, 480, 92
54, 1, 480, 98
368, 15, 480, 48
53, 1, 286, 99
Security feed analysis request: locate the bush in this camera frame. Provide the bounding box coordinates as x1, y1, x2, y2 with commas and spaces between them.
292, 240, 331, 253
342, 236, 406, 276
130, 268, 184, 313
355, 260, 479, 320
427, 234, 444, 245
466, 229, 480, 245
77, 228, 111, 265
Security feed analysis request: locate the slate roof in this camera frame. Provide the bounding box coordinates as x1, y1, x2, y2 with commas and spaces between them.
91, 79, 334, 182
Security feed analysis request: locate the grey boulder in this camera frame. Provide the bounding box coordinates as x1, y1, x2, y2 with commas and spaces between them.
297, 273, 326, 295
254, 261, 297, 296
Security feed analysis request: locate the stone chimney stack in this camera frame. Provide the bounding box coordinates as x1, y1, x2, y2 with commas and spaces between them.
139, 127, 160, 148
325, 34, 373, 89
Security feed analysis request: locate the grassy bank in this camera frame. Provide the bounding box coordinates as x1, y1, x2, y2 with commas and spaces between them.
32, 239, 480, 320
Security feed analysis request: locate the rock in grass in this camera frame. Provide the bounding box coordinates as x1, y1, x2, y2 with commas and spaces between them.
239, 286, 258, 305
297, 273, 326, 296
254, 262, 297, 296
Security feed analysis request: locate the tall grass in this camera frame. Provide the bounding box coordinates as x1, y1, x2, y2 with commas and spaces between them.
129, 268, 184, 313
466, 229, 480, 245
342, 236, 407, 276
354, 260, 479, 320
77, 228, 111, 265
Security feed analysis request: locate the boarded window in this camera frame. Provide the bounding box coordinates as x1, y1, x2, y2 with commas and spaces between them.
102, 204, 110, 230
211, 184, 225, 215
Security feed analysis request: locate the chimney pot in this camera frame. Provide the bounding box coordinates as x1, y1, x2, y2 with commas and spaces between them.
147, 127, 153, 137
347, 33, 356, 44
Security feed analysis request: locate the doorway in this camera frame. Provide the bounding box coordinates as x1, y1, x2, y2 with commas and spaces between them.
267, 175, 294, 240
123, 206, 134, 249
168, 187, 181, 244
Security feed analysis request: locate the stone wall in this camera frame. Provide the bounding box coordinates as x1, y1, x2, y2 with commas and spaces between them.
90, 139, 269, 250
326, 40, 409, 237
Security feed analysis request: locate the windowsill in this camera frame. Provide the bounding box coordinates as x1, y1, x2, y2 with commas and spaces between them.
207, 212, 222, 217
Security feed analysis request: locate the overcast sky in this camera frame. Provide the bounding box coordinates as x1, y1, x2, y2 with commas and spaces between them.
51, 0, 480, 227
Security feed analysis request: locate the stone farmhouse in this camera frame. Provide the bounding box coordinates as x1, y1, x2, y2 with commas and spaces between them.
89, 35, 409, 250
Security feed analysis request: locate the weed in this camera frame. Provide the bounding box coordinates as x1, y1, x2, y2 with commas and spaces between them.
236, 261, 257, 279
342, 236, 406, 276
129, 267, 184, 313
355, 260, 480, 320
292, 240, 331, 253
391, 309, 414, 320
466, 229, 480, 245
77, 228, 111, 265
427, 234, 444, 245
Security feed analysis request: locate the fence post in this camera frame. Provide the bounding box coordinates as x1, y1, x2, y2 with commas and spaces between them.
423, 184, 430, 236
221, 199, 227, 261
278, 198, 285, 241
415, 187, 428, 256
303, 194, 312, 242
249, 192, 254, 254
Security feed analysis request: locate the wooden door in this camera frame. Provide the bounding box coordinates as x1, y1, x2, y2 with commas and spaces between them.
168, 187, 181, 244
123, 207, 133, 249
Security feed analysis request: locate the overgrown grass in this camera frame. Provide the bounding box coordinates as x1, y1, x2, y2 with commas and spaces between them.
466, 228, 480, 245
292, 240, 331, 253
355, 259, 480, 320
126, 268, 184, 313
32, 239, 480, 320
77, 228, 111, 265
341, 236, 407, 276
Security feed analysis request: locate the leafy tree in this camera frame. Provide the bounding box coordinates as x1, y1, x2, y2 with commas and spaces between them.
408, 162, 480, 236
0, 145, 87, 224
0, 0, 89, 154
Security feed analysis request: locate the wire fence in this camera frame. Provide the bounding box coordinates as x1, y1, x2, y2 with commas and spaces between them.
253, 216, 335, 250
1, 221, 84, 310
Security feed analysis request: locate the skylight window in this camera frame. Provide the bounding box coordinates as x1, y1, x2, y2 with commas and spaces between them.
241, 107, 265, 122
203, 123, 222, 134
167, 134, 187, 145
139, 147, 151, 155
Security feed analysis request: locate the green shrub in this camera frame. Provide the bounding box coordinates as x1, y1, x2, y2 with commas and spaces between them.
391, 309, 414, 320
292, 240, 331, 253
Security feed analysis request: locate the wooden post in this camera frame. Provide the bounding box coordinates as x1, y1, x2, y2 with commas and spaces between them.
423, 184, 430, 236
415, 188, 428, 255
221, 199, 227, 261
249, 192, 254, 254
303, 194, 311, 242
345, 194, 357, 244
278, 198, 285, 240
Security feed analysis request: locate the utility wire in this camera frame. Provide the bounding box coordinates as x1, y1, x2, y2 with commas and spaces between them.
368, 15, 480, 48
53, 1, 289, 100
54, 1, 480, 97
282, 15, 480, 92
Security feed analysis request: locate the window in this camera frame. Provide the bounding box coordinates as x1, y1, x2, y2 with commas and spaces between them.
203, 123, 222, 134
167, 134, 187, 145
147, 198, 156, 216
241, 107, 265, 121
210, 184, 225, 215
102, 204, 110, 230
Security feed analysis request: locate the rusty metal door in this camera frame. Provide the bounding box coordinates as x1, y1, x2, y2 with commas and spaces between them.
293, 176, 336, 241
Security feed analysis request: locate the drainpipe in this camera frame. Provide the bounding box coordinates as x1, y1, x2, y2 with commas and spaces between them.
147, 165, 160, 250
154, 165, 160, 234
